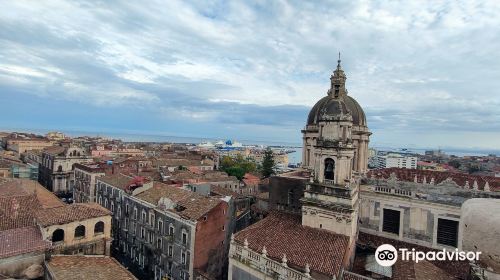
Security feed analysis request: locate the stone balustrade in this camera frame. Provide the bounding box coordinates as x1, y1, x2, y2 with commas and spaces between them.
230, 240, 311, 280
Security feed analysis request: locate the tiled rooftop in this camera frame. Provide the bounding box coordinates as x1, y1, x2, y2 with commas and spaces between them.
37, 203, 111, 227
210, 184, 241, 197
43, 146, 66, 156
98, 174, 137, 190
135, 182, 192, 205
0, 226, 50, 259
234, 211, 350, 277
133, 181, 225, 221
46, 255, 137, 280
174, 194, 224, 220
0, 195, 39, 231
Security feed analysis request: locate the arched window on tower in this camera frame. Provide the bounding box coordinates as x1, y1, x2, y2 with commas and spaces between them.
324, 158, 335, 181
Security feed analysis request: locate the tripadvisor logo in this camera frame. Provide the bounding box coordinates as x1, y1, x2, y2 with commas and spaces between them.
375, 244, 398, 267
375, 244, 481, 267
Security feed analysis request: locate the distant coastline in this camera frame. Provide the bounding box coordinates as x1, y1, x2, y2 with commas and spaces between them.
1, 127, 498, 158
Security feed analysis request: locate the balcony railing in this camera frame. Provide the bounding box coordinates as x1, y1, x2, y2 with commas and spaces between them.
230, 241, 311, 280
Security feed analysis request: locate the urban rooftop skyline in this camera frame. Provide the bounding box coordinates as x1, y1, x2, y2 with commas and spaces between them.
1, 1, 500, 150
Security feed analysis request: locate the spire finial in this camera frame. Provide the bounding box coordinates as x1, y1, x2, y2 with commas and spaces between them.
337, 52, 341, 69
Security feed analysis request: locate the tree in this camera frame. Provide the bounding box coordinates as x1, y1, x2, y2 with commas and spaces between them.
225, 166, 246, 180
219, 155, 257, 180
448, 160, 461, 169
261, 148, 275, 178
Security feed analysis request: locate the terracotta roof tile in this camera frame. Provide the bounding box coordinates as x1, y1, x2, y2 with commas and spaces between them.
37, 203, 110, 227
98, 174, 135, 190
0, 226, 50, 258
173, 194, 224, 220
134, 182, 192, 205
0, 179, 64, 209
0, 196, 39, 231
47, 255, 137, 280
234, 212, 350, 277
210, 184, 241, 198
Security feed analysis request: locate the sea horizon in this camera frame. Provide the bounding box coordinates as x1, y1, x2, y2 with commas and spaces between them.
1, 127, 498, 158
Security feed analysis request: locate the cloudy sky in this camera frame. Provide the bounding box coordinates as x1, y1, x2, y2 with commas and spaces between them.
1, 1, 499, 149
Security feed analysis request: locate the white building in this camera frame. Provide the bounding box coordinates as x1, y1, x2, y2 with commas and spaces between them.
374, 153, 417, 169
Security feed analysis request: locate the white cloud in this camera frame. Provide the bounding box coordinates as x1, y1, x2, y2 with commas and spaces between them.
1, 0, 500, 148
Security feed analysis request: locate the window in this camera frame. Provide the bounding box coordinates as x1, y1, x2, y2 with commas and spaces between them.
74, 225, 86, 239
98, 196, 102, 205
437, 218, 459, 247
222, 225, 225, 231
111, 201, 115, 212
150, 213, 155, 226
52, 229, 64, 242
169, 224, 174, 236
182, 231, 187, 245
157, 238, 162, 249
181, 250, 186, 264
142, 211, 147, 222
141, 227, 145, 239
133, 207, 138, 220
104, 198, 108, 208
94, 221, 104, 234
124, 218, 129, 229
117, 205, 121, 218
158, 220, 163, 234
125, 203, 129, 214
382, 209, 400, 235
168, 245, 173, 257
324, 158, 335, 180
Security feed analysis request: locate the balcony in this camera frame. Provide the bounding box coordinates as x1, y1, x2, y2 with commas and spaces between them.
230, 241, 311, 280
305, 183, 351, 198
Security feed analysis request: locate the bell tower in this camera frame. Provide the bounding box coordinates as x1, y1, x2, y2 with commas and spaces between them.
301, 58, 361, 241
329, 53, 347, 99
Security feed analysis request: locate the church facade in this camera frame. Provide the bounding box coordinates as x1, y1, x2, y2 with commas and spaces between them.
229, 59, 369, 280
228, 59, 500, 280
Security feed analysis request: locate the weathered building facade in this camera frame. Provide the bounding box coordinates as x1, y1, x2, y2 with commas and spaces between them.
39, 146, 92, 194
96, 174, 230, 280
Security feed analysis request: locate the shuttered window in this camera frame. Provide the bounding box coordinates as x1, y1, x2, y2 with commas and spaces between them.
382, 209, 400, 235
437, 218, 458, 247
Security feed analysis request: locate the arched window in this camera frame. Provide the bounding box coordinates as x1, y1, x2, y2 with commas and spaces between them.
57, 165, 63, 172
94, 221, 104, 234
52, 228, 64, 242
74, 225, 86, 238
77, 152, 81, 156
324, 158, 335, 181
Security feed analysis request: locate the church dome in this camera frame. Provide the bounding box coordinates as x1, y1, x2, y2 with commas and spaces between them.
307, 95, 366, 126
306, 57, 367, 127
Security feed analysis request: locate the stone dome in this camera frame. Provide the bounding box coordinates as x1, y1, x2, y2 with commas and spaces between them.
307, 95, 366, 126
